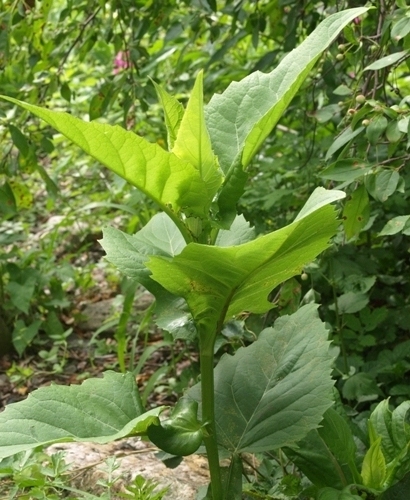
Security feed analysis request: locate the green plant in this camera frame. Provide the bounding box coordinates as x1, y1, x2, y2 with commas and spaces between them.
0, 8, 369, 499
284, 399, 410, 499
119, 474, 169, 500
0, 449, 166, 500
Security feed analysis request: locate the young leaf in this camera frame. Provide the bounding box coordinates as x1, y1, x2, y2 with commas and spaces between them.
190, 304, 334, 453
0, 96, 209, 217
172, 70, 223, 201
0, 372, 164, 459
361, 436, 387, 490
205, 7, 368, 173
152, 80, 184, 149
147, 188, 344, 336
147, 398, 203, 456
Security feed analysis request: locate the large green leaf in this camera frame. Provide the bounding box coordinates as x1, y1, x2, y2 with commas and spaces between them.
205, 8, 368, 174
190, 304, 334, 453
147, 188, 345, 336
0, 371, 164, 459
172, 71, 223, 201
0, 96, 209, 217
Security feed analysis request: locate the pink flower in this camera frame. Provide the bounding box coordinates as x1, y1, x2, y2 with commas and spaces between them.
113, 51, 130, 74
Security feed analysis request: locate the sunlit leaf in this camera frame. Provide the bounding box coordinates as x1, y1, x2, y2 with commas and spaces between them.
0, 96, 209, 217
148, 188, 344, 337
173, 70, 223, 201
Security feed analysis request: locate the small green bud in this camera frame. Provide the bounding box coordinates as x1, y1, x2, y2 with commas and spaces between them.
336, 53, 345, 61
301, 272, 308, 281
355, 94, 366, 104
337, 44, 346, 51
361, 119, 370, 127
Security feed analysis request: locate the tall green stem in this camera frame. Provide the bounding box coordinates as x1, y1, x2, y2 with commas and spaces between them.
200, 335, 222, 500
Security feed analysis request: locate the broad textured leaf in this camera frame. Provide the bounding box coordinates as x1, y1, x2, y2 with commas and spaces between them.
148, 188, 345, 335
206, 8, 368, 173
148, 398, 203, 456
100, 213, 195, 340
173, 71, 223, 200
0, 96, 209, 216
206, 8, 367, 222
342, 185, 370, 240
0, 372, 163, 459
190, 305, 334, 453
153, 80, 184, 150
361, 437, 387, 489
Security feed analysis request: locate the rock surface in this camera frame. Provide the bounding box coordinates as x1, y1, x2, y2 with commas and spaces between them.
47, 438, 209, 499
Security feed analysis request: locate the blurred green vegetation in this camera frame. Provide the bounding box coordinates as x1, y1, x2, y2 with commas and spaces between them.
1, 0, 410, 496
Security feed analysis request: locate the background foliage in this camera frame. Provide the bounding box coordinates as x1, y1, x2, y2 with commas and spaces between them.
1, 0, 410, 497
